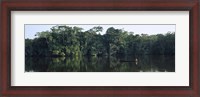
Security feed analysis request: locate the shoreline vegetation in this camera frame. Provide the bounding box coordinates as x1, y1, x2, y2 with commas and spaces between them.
25, 25, 175, 57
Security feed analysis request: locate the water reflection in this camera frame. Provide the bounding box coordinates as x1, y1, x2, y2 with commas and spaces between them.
25, 55, 175, 72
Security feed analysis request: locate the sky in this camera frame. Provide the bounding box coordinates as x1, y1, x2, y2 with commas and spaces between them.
25, 24, 175, 39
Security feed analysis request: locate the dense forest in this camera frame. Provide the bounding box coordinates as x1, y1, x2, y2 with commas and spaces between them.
25, 25, 175, 57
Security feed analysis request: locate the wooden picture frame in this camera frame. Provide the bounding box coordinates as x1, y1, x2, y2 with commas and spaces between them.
0, 0, 199, 96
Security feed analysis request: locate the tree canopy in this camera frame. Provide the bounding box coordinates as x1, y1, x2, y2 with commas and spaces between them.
25, 25, 175, 57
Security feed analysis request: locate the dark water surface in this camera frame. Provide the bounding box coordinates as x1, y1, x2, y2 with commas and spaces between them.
25, 55, 175, 72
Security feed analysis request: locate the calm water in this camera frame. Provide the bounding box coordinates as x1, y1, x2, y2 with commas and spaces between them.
25, 55, 175, 72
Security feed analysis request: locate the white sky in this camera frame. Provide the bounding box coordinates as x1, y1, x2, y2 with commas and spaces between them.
25, 24, 175, 39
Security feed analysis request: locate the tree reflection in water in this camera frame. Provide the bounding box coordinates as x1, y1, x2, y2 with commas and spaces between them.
25, 55, 175, 72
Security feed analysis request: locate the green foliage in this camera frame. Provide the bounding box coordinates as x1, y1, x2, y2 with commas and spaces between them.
52, 50, 60, 56
25, 25, 175, 57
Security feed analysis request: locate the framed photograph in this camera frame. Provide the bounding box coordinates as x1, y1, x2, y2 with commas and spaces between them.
0, 0, 199, 96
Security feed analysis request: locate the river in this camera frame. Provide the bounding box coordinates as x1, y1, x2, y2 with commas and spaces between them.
25, 55, 175, 72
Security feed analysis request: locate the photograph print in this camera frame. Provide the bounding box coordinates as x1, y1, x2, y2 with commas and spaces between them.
25, 24, 175, 72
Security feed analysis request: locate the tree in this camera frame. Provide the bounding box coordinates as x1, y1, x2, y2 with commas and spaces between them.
25, 25, 175, 57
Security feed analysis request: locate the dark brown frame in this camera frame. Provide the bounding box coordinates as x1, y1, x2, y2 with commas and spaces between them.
0, 0, 199, 96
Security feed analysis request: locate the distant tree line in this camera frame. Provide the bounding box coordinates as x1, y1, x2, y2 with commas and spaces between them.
25, 25, 175, 57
